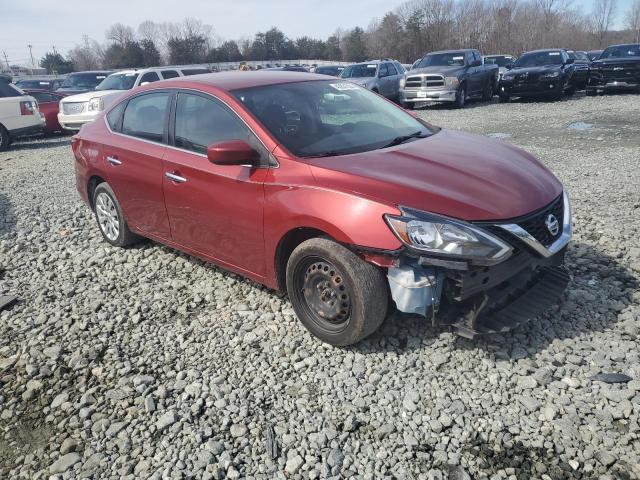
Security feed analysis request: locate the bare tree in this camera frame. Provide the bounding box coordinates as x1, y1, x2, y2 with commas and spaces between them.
627, 0, 640, 43
592, 0, 617, 47
106, 23, 135, 46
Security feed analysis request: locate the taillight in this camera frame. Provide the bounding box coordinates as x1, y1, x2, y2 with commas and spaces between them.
20, 101, 36, 115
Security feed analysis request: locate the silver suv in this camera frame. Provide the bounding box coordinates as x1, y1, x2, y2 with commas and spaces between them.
339, 60, 406, 101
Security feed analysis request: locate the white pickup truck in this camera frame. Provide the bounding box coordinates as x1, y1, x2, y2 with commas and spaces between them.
0, 78, 45, 150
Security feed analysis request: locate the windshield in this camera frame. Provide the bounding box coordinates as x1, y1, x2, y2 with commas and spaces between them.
61, 73, 108, 89
16, 80, 51, 89
572, 52, 589, 61
514, 51, 563, 67
600, 44, 640, 59
483, 56, 512, 67
417, 53, 466, 68
232, 80, 432, 157
340, 64, 377, 78
95, 73, 139, 91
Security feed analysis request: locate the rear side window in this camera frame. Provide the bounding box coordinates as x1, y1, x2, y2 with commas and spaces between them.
122, 92, 170, 142
174, 93, 252, 155
0, 82, 23, 98
379, 64, 389, 77
107, 102, 126, 132
161, 70, 180, 79
139, 72, 160, 84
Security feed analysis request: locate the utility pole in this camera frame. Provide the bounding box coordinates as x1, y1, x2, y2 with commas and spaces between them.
28, 44, 35, 66
2, 51, 10, 72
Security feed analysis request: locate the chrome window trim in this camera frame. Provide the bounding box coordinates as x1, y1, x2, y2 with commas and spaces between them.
103, 86, 278, 168
496, 191, 572, 258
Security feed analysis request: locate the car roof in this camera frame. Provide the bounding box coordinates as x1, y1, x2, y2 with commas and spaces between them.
159, 71, 332, 91
427, 49, 477, 55
603, 43, 640, 48
70, 70, 112, 74
522, 48, 565, 54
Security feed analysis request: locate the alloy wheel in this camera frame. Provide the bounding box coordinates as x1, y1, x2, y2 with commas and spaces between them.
95, 192, 120, 241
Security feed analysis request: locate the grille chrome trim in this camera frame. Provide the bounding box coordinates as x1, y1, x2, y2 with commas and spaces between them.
496, 191, 572, 258
62, 102, 87, 115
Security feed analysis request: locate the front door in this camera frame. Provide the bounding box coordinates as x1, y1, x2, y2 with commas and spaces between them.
102, 91, 172, 239
162, 91, 268, 277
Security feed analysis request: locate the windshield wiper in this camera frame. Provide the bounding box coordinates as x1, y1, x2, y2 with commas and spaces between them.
381, 131, 428, 149
304, 150, 350, 158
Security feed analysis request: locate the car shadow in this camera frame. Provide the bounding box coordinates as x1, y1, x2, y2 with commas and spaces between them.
9, 136, 71, 151
352, 241, 638, 358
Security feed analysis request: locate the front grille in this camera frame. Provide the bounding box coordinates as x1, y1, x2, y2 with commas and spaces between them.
518, 195, 564, 247
62, 102, 86, 115
600, 66, 638, 83
405, 74, 445, 88
515, 72, 540, 84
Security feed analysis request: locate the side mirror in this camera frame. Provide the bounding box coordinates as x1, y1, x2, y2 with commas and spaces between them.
207, 140, 258, 166
505, 63, 514, 70
470, 59, 482, 67
140, 82, 150, 86
565, 58, 575, 65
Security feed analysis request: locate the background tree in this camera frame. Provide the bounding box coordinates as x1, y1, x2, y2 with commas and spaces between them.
342, 27, 368, 62
592, 0, 617, 46
627, 0, 640, 43
68, 36, 104, 70
39, 52, 73, 74
106, 23, 135, 47
140, 39, 161, 67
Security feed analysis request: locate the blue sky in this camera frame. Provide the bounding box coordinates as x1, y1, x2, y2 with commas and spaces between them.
0, 0, 635, 66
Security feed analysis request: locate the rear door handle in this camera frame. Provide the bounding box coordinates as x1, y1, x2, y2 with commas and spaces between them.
165, 172, 187, 183
106, 156, 121, 166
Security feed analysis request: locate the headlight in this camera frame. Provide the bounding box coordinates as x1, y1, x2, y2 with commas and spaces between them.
385, 208, 512, 265
445, 77, 460, 87
541, 71, 559, 79
87, 97, 104, 112
399, 77, 406, 88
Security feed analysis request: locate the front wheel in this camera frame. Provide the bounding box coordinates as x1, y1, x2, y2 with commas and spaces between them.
286, 238, 388, 346
499, 94, 510, 103
482, 80, 493, 101
454, 84, 466, 108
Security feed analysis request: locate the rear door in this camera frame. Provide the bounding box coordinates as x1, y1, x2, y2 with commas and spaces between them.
101, 91, 172, 239
162, 91, 268, 277
386, 62, 400, 98
29, 91, 62, 131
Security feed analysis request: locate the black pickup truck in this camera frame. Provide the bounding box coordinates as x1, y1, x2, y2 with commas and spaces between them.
399, 49, 499, 108
587, 43, 640, 95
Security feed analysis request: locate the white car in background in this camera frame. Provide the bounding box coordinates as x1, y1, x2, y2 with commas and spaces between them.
57, 66, 210, 131
0, 79, 45, 151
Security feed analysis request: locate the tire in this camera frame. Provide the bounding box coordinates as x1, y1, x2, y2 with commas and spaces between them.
586, 89, 596, 96
565, 85, 576, 96
454, 84, 466, 108
499, 94, 510, 103
0, 125, 10, 151
92, 183, 141, 247
402, 102, 415, 110
482, 79, 493, 101
286, 238, 388, 346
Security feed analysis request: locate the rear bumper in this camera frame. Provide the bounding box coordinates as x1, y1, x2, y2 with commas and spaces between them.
400, 88, 457, 103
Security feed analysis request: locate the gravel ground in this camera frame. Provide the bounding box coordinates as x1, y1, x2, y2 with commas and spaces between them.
1, 92, 639, 479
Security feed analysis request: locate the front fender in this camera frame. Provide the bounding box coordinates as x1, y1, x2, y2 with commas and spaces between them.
263, 183, 403, 286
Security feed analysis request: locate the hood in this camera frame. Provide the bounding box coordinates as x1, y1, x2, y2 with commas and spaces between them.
410, 65, 465, 76
348, 77, 376, 86
507, 65, 562, 75
56, 87, 95, 96
592, 57, 640, 67
306, 129, 562, 221
59, 89, 126, 103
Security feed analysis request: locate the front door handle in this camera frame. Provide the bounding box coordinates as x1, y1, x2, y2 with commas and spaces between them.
106, 156, 121, 166
165, 172, 187, 183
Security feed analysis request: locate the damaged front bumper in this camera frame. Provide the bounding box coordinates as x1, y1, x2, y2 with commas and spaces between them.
383, 193, 572, 338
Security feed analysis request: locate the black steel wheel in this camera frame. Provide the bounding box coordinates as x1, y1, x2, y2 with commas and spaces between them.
0, 125, 10, 151
286, 238, 388, 346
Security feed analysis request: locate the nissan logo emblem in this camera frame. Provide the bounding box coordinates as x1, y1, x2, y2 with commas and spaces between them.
545, 214, 560, 236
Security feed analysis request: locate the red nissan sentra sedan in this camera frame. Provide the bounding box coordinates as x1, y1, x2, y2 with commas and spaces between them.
71, 72, 571, 346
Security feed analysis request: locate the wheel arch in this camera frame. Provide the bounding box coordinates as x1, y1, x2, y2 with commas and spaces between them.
87, 175, 107, 210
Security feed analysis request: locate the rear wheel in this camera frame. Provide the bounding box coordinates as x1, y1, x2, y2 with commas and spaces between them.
93, 183, 141, 247
0, 125, 10, 151
286, 238, 388, 346
499, 93, 510, 103
482, 79, 493, 101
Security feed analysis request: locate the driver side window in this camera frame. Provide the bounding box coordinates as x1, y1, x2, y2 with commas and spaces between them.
174, 92, 265, 159
378, 64, 389, 77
